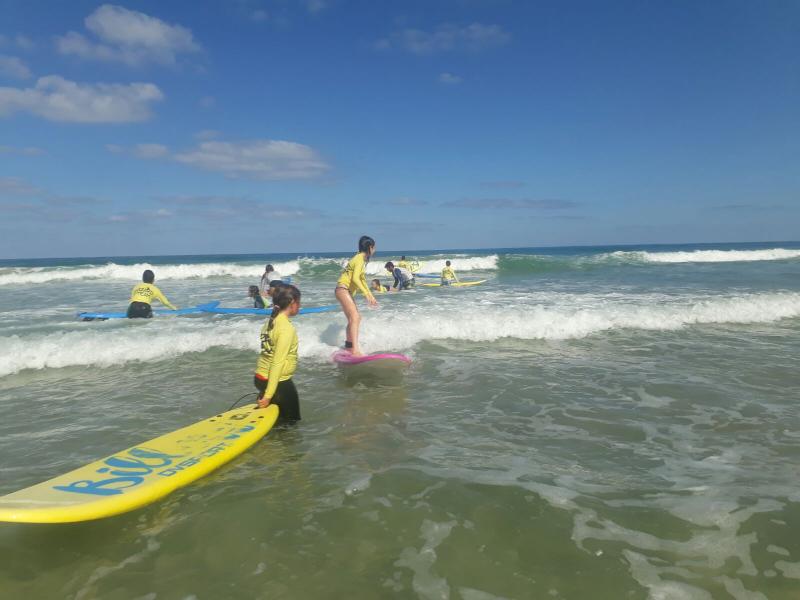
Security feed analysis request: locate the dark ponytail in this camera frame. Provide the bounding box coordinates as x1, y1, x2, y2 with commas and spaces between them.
358, 235, 375, 260
267, 284, 301, 333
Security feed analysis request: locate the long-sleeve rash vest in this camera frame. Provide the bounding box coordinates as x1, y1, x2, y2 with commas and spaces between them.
129, 283, 176, 309
441, 266, 458, 282
255, 312, 298, 400
337, 252, 374, 301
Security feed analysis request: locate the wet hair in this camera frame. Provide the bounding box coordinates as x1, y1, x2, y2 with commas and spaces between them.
384, 261, 394, 271
142, 269, 155, 284
268, 279, 283, 289
371, 278, 381, 287
265, 264, 274, 273
358, 235, 375, 256
267, 284, 301, 333
445, 260, 451, 267
248, 285, 260, 297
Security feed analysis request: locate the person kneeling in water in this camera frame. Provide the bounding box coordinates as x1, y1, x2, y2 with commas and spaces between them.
384, 261, 415, 290
370, 278, 391, 293
127, 269, 177, 318
254, 284, 302, 422
248, 285, 266, 309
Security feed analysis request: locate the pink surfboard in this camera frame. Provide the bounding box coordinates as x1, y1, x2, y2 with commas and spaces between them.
331, 350, 412, 369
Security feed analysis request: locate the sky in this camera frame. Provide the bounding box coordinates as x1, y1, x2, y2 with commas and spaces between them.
0, 0, 798, 258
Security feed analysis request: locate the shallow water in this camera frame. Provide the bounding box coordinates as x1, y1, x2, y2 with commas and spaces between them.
1, 242, 799, 599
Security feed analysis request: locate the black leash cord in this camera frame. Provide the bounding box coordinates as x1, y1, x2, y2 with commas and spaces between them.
228, 392, 258, 411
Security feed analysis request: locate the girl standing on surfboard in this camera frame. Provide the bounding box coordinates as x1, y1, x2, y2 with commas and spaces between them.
255, 285, 302, 421
335, 235, 378, 356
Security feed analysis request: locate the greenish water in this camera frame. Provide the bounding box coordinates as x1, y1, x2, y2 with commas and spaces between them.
1, 243, 799, 598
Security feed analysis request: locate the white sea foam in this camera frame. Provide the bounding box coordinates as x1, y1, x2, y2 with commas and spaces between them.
363, 255, 499, 275
1, 292, 798, 377
0, 261, 300, 286
611, 248, 800, 264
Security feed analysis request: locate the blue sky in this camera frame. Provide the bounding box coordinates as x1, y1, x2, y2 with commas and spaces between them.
1, 0, 798, 258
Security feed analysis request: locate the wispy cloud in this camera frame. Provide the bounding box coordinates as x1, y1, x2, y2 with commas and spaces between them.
0, 145, 44, 156
133, 143, 169, 158
0, 55, 31, 79
56, 4, 201, 67
438, 72, 462, 85
0, 176, 43, 196
386, 197, 428, 207
376, 23, 511, 55
0, 35, 35, 51
173, 139, 331, 180
479, 181, 525, 189
0, 76, 163, 123
443, 198, 578, 210
157, 195, 324, 221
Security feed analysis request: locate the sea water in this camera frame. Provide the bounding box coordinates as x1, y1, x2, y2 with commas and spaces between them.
0, 242, 799, 599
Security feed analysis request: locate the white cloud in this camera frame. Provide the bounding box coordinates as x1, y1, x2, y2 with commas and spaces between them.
105, 143, 125, 153
306, 0, 326, 14
0, 145, 43, 156
0, 55, 31, 79
0, 176, 43, 195
377, 23, 511, 55
134, 143, 169, 158
0, 35, 34, 51
174, 140, 331, 180
194, 129, 220, 140
57, 4, 200, 67
0, 75, 164, 123
438, 72, 462, 85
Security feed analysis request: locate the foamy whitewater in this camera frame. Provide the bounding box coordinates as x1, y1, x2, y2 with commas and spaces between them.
1, 242, 799, 599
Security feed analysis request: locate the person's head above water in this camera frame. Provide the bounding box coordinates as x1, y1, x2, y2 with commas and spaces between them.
384, 261, 395, 272
446, 260, 451, 267
371, 278, 382, 287
142, 269, 155, 284
264, 264, 274, 273
248, 285, 260, 297
359, 235, 375, 256
400, 255, 406, 260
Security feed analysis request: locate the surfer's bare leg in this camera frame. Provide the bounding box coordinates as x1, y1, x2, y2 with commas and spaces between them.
335, 287, 364, 356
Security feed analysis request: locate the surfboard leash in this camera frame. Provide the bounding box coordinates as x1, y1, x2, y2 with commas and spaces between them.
227, 392, 259, 411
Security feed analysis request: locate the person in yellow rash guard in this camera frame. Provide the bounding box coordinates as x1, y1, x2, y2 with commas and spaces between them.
254, 285, 301, 422
127, 269, 177, 318
334, 235, 378, 356
441, 260, 459, 286
397, 255, 410, 271
370, 278, 390, 293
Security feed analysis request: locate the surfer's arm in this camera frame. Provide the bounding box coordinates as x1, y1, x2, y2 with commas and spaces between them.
354, 261, 375, 303
152, 286, 177, 310
263, 332, 291, 400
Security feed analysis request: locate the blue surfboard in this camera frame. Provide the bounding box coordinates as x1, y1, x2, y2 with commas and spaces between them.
201, 304, 338, 316
78, 301, 221, 321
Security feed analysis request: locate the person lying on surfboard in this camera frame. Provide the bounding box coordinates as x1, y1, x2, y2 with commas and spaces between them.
441, 261, 459, 286
248, 285, 266, 309
384, 262, 415, 290
371, 278, 391, 293
255, 284, 302, 422
127, 270, 177, 318
335, 235, 378, 356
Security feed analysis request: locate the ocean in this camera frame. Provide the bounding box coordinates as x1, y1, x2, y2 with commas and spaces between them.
1, 241, 799, 599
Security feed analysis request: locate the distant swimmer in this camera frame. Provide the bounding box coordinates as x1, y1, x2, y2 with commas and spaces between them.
127, 269, 177, 318
397, 255, 411, 271
259, 264, 282, 294
335, 235, 378, 356
371, 278, 390, 293
248, 285, 266, 309
384, 261, 415, 290
254, 285, 302, 422
441, 260, 459, 286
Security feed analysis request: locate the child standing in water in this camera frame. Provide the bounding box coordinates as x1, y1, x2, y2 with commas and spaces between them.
335, 235, 378, 356
127, 269, 177, 318
254, 285, 302, 422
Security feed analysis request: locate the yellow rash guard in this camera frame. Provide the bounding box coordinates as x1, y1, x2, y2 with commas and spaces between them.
441, 266, 458, 282
129, 283, 176, 309
397, 260, 410, 270
337, 252, 374, 301
255, 312, 298, 399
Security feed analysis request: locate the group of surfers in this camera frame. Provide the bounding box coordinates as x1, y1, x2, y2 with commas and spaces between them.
124, 237, 462, 425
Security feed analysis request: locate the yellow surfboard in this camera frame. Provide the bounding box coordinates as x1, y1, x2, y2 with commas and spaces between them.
421, 280, 487, 288
0, 404, 279, 524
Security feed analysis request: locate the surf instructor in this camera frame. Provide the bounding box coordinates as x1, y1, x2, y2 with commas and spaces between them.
127, 270, 177, 318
